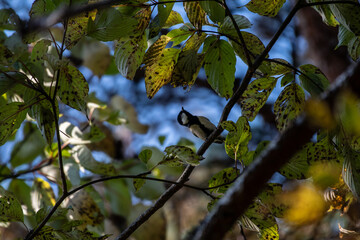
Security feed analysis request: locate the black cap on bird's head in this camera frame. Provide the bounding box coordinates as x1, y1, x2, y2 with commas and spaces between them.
177, 107, 192, 126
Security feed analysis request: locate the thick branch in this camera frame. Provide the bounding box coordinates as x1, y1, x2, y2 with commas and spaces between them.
193, 62, 360, 240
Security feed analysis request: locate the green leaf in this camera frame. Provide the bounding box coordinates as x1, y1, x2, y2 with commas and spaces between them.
145, 47, 180, 99
161, 145, 203, 166
280, 138, 339, 179
184, 2, 206, 29
10, 122, 46, 167
0, 8, 20, 30
8, 179, 32, 212
104, 180, 132, 217
0, 72, 27, 96
222, 116, 252, 160
258, 183, 286, 218
219, 15, 252, 35
274, 83, 305, 132
199, 1, 225, 23
29, 0, 56, 17
280, 72, 294, 87
246, 0, 286, 17
72, 145, 116, 176
0, 186, 24, 222
29, 99, 56, 145
243, 201, 279, 240
163, 10, 183, 28
31, 39, 51, 64
34, 226, 56, 239
158, 0, 174, 26
139, 149, 152, 164
31, 178, 56, 211
0, 102, 28, 145
204, 39, 236, 99
133, 176, 146, 192
115, 33, 147, 80
58, 64, 89, 112
167, 28, 192, 47
299, 64, 329, 96
308, 0, 338, 27
208, 167, 238, 194
0, 44, 14, 66
243, 140, 270, 166
337, 25, 360, 61
240, 77, 277, 121
343, 148, 360, 198
268, 58, 293, 76
329, 0, 360, 36
87, 8, 138, 41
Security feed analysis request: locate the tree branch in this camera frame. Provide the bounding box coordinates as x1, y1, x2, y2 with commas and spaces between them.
193, 62, 360, 240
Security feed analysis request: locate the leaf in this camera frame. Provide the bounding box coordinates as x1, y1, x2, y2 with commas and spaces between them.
274, 83, 305, 131
115, 33, 147, 80
0, 72, 27, 96
58, 64, 89, 112
145, 47, 180, 98
65, 9, 96, 49
148, 10, 182, 38
208, 168, 238, 194
280, 138, 339, 179
171, 32, 207, 88
87, 8, 138, 41
68, 190, 104, 228
31, 39, 51, 64
31, 178, 56, 212
299, 64, 329, 96
199, 1, 225, 23
308, 0, 338, 27
280, 72, 294, 87
29, 0, 56, 17
139, 149, 152, 164
0, 8, 20, 30
163, 10, 183, 28
204, 38, 236, 99
246, 0, 286, 17
184, 2, 206, 29
0, 186, 24, 222
268, 58, 293, 76
243, 201, 279, 240
158, 0, 174, 26
219, 15, 252, 35
329, 0, 360, 36
337, 25, 360, 61
8, 179, 32, 212
0, 102, 28, 145
133, 176, 146, 192
10, 122, 46, 167
29, 99, 56, 145
258, 183, 286, 218
343, 148, 360, 198
72, 145, 116, 176
34, 226, 56, 239
59, 121, 90, 145
161, 145, 203, 166
243, 140, 270, 166
239, 77, 277, 121
167, 28, 192, 47
221, 116, 252, 160
104, 180, 132, 217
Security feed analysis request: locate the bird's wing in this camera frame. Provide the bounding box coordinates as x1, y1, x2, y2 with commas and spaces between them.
197, 116, 217, 129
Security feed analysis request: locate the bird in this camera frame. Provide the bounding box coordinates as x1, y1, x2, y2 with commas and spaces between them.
177, 107, 224, 144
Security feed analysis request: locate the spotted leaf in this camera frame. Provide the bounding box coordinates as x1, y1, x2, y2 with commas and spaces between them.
58, 64, 89, 112
240, 77, 277, 121
204, 38, 236, 99
115, 33, 147, 80
274, 83, 305, 131
161, 145, 202, 166
208, 168, 238, 194
0, 186, 24, 222
246, 0, 286, 17
184, 1, 206, 29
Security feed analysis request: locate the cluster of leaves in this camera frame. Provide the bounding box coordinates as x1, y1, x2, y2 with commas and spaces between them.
1, 0, 360, 239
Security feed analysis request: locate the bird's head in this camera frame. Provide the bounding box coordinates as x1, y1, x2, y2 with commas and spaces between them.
177, 107, 192, 126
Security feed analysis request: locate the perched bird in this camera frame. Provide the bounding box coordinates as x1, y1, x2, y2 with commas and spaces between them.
177, 107, 224, 144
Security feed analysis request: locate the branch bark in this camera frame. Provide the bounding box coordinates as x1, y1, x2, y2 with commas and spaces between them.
193, 62, 360, 240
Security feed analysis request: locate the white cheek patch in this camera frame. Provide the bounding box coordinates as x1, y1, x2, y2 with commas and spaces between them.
181, 113, 189, 125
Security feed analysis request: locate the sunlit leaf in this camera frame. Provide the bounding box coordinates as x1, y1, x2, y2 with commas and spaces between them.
246, 0, 286, 17
274, 83, 305, 131
184, 2, 206, 29
240, 77, 277, 121
0, 186, 24, 222
115, 33, 147, 80
31, 178, 56, 212
222, 116, 252, 160
204, 38, 236, 99
167, 27, 192, 47
308, 0, 338, 26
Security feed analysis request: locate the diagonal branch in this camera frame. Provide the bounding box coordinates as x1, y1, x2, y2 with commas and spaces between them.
192, 62, 360, 240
